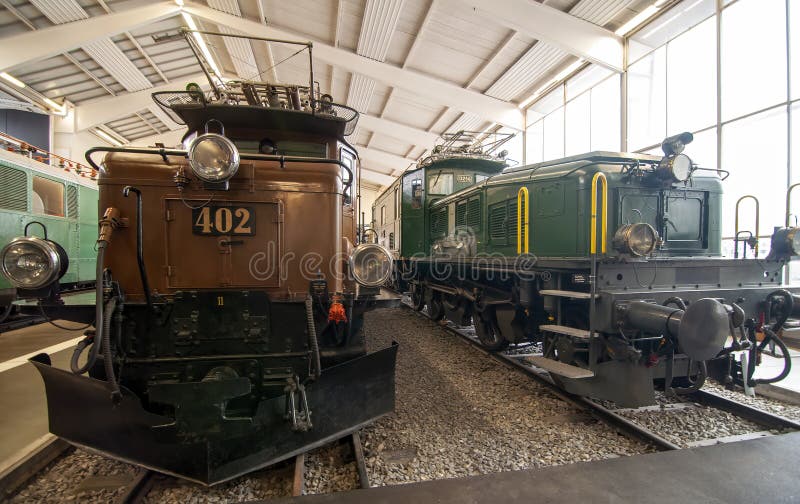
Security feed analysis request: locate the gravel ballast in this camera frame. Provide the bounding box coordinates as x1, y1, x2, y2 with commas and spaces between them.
360, 308, 649, 486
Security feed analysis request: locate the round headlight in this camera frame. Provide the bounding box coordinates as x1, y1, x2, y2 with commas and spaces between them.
658, 153, 693, 182
613, 223, 659, 257
188, 133, 240, 182
349, 243, 393, 287
1, 236, 66, 289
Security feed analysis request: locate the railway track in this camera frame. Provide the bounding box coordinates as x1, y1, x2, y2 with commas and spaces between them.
1, 430, 370, 502
0, 314, 45, 333
401, 298, 800, 451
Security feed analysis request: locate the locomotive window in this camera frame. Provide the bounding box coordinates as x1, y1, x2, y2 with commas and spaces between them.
411, 179, 423, 209
428, 172, 453, 195
381, 205, 386, 225
666, 196, 703, 241
32, 176, 64, 217
389, 232, 395, 249
476, 174, 488, 184
275, 141, 327, 158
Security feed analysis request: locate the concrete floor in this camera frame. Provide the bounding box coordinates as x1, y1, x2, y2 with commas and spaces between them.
0, 320, 84, 462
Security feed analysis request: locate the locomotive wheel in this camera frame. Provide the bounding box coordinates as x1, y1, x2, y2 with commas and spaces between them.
0, 304, 12, 324
474, 309, 508, 351
410, 284, 426, 311
428, 296, 445, 321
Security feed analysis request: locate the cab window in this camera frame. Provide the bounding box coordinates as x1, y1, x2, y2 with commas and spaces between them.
428, 172, 453, 195
411, 179, 423, 209
32, 176, 64, 217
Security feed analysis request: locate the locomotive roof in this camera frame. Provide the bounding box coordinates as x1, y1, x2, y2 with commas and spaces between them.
431, 150, 718, 207
152, 92, 359, 141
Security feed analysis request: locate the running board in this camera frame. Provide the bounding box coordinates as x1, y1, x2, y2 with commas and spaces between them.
526, 356, 595, 379
539, 324, 591, 339
539, 290, 596, 299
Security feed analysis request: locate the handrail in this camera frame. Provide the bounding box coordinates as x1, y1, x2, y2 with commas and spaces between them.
786, 183, 800, 227
0, 130, 96, 179
735, 195, 760, 257
590, 172, 608, 255
517, 186, 529, 254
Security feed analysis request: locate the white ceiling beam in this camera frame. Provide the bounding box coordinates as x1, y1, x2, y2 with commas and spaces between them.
449, 0, 623, 72
183, 2, 524, 130
360, 169, 396, 186
359, 114, 439, 147
75, 72, 207, 131
0, 1, 182, 73
358, 146, 415, 173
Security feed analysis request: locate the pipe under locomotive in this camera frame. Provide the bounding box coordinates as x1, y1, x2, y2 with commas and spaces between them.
388, 132, 798, 407
0, 33, 400, 485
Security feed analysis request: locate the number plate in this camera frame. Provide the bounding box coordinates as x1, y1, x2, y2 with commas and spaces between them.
457, 174, 472, 183
192, 206, 255, 236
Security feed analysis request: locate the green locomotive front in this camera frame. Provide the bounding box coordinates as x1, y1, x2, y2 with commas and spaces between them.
403, 133, 797, 406
0, 146, 97, 320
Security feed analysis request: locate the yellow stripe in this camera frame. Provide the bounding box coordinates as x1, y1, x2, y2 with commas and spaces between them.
590, 172, 607, 255
517, 187, 529, 254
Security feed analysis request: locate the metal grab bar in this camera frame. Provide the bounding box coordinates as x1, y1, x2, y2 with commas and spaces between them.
735, 195, 760, 257
590, 172, 608, 255
786, 183, 800, 227
517, 186, 529, 255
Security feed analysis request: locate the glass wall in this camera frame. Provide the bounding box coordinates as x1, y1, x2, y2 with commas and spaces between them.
522, 0, 800, 265
525, 67, 621, 163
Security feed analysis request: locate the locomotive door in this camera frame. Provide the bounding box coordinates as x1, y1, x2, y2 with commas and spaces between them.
164, 199, 281, 289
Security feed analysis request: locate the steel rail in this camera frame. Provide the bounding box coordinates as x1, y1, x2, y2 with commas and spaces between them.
400, 302, 680, 451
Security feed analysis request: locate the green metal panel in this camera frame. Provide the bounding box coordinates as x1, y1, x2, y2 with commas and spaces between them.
0, 157, 98, 292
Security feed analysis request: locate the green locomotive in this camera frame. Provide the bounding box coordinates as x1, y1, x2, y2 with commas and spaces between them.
0, 145, 97, 321
377, 132, 797, 406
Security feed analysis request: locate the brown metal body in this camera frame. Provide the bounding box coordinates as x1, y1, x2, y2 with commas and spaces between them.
99, 147, 355, 301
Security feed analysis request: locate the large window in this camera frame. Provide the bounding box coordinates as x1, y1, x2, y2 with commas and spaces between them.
32, 176, 64, 217
428, 172, 454, 195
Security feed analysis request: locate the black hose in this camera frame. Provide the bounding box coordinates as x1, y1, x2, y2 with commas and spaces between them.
70, 245, 107, 374
102, 296, 120, 402
672, 361, 707, 394
305, 296, 321, 379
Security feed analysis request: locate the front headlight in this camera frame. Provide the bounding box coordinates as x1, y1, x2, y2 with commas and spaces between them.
349, 243, 393, 287
657, 153, 693, 182
767, 227, 800, 259
613, 223, 659, 257
188, 133, 240, 182
1, 236, 67, 289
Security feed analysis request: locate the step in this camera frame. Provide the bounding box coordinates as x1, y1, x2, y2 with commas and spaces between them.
539, 324, 591, 339
526, 356, 595, 379
539, 289, 596, 299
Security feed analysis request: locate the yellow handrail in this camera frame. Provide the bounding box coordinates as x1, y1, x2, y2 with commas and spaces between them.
786, 183, 800, 227
735, 195, 759, 256
517, 187, 529, 254
590, 172, 607, 255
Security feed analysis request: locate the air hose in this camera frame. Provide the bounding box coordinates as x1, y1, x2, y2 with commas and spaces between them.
305, 296, 322, 379
70, 245, 108, 374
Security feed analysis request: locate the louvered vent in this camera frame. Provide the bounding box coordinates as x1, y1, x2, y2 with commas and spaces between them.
67, 186, 78, 219
0, 166, 27, 212
455, 201, 467, 227
431, 208, 448, 237
508, 200, 518, 244
489, 204, 506, 241
467, 197, 481, 231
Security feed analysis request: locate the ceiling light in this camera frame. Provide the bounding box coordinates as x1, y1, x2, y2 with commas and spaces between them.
518, 59, 585, 109
174, 0, 184, 5
615, 5, 660, 36
42, 97, 66, 115
0, 72, 26, 89
93, 129, 124, 147
181, 12, 224, 82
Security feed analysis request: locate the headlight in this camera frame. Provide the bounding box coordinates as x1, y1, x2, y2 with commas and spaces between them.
1, 236, 67, 289
349, 243, 393, 287
613, 223, 659, 257
188, 133, 240, 182
657, 153, 693, 182
767, 227, 800, 259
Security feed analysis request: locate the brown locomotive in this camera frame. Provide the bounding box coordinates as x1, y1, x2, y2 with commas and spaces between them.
4, 32, 400, 484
